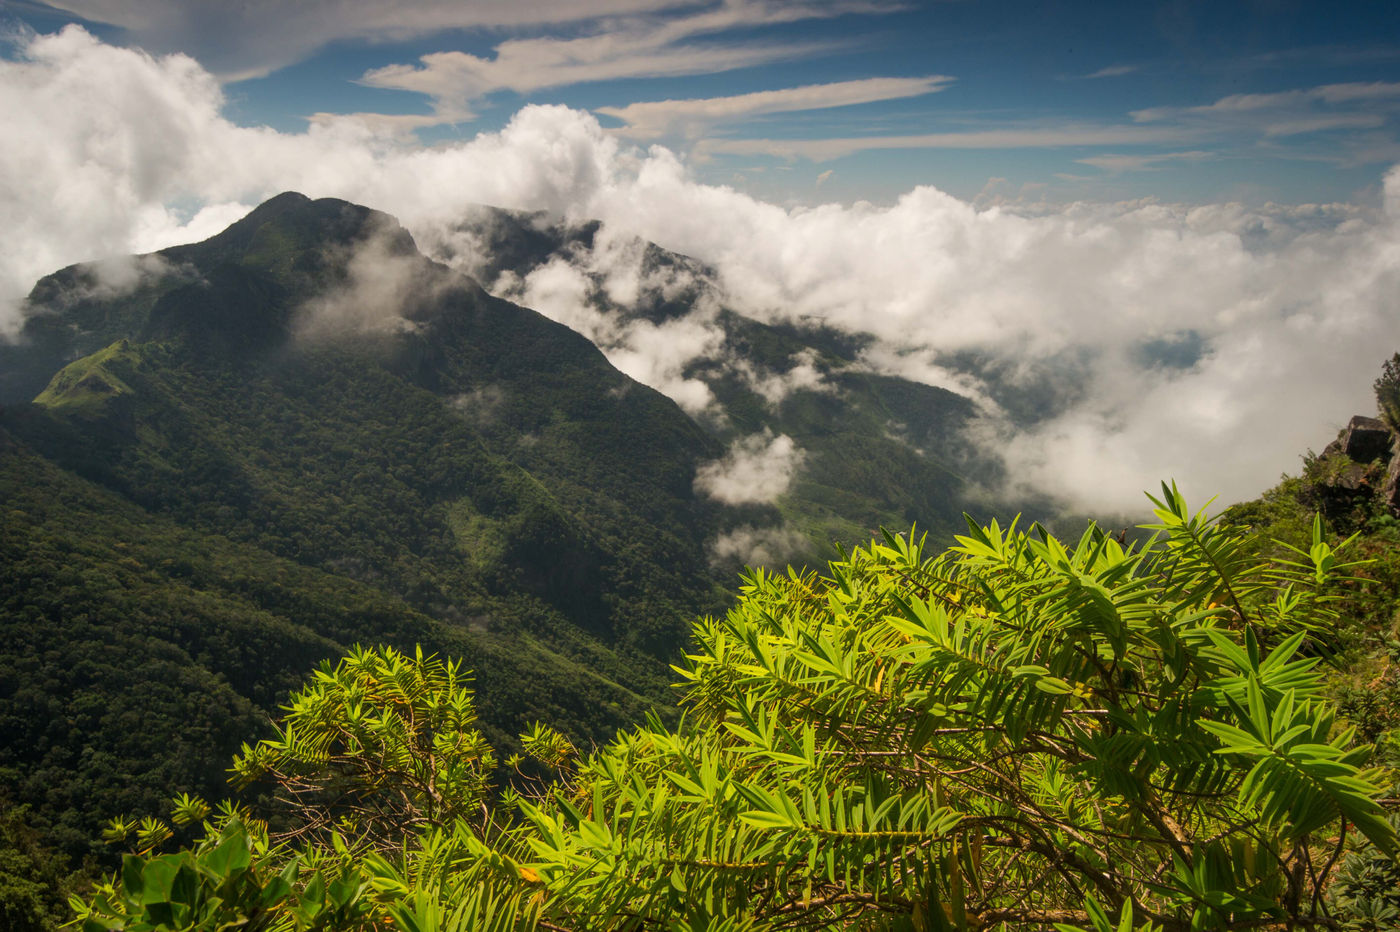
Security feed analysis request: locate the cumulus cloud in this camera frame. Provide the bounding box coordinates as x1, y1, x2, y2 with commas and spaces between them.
734, 349, 833, 407
695, 430, 806, 504
708, 523, 808, 568
489, 225, 727, 416
6, 26, 1400, 516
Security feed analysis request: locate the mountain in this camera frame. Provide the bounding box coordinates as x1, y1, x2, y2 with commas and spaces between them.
1, 194, 724, 857
434, 204, 989, 547
0, 193, 992, 870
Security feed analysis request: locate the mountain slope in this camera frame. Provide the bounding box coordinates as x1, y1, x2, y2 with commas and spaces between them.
0, 192, 1007, 870
0, 194, 733, 859
434, 204, 988, 549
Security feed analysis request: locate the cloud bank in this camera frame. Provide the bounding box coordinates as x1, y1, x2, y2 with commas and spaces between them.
489, 225, 726, 416
6, 26, 1400, 516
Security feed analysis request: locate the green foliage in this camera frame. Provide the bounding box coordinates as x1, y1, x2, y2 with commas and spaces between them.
508, 485, 1390, 929
1329, 812, 1400, 931
1374, 353, 1400, 431
231, 646, 497, 852
75, 489, 1397, 930
0, 801, 79, 932
0, 424, 672, 870
72, 817, 374, 932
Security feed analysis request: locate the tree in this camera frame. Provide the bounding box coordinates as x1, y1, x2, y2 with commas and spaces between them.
75, 486, 1397, 931
228, 645, 498, 853
1374, 352, 1400, 431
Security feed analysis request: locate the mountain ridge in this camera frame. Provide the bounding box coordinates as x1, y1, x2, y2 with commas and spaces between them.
0, 191, 1006, 872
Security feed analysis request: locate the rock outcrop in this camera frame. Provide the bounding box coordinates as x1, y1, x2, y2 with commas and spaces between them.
1313, 414, 1400, 525
1386, 435, 1400, 517
1341, 415, 1391, 462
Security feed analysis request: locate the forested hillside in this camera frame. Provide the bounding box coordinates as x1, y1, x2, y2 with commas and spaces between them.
66, 485, 1400, 930
0, 194, 735, 873
0, 193, 1004, 923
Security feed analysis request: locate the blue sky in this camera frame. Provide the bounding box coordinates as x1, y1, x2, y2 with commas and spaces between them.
7, 0, 1400, 206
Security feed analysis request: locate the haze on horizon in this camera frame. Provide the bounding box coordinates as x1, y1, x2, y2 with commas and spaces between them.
3, 0, 1400, 515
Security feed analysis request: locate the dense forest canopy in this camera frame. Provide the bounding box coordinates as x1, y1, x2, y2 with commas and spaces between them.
70, 486, 1400, 930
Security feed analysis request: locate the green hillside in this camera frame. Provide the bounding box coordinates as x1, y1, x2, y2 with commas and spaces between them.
441, 205, 993, 548
0, 195, 735, 867
0, 193, 1038, 925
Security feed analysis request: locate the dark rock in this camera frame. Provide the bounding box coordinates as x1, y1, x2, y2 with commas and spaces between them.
1386, 436, 1400, 517
1341, 414, 1391, 462
1334, 461, 1374, 491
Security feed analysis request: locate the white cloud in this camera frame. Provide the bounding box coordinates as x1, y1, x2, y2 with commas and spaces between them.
293, 217, 449, 338
6, 27, 1400, 518
489, 226, 727, 416
690, 78, 1399, 166
596, 76, 953, 140
734, 349, 833, 407
694, 430, 806, 504
40, 0, 702, 80
75, 253, 176, 299
1082, 64, 1138, 80
1126, 81, 1400, 153
355, 2, 886, 127
694, 123, 1197, 161
1261, 114, 1387, 137
1132, 81, 1400, 121
708, 523, 808, 567
1076, 150, 1214, 173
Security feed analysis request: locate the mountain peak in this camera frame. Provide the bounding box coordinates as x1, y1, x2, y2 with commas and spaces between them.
163, 192, 418, 274
244, 190, 312, 219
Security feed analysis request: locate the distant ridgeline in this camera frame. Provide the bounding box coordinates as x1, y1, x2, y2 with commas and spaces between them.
0, 193, 986, 875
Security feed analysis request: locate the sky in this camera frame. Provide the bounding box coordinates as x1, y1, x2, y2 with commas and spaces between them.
3, 0, 1400, 517
9, 0, 1400, 205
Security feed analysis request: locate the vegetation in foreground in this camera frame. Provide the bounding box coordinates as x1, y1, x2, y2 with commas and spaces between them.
72, 486, 1399, 930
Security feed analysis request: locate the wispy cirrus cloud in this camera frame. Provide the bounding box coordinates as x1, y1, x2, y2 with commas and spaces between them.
1076, 150, 1214, 173
694, 122, 1197, 161
1082, 64, 1138, 79
689, 79, 1400, 165
31, 0, 702, 80
595, 76, 953, 140
1108, 80, 1400, 165
1132, 81, 1400, 121
350, 1, 896, 128
1129, 81, 1400, 142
